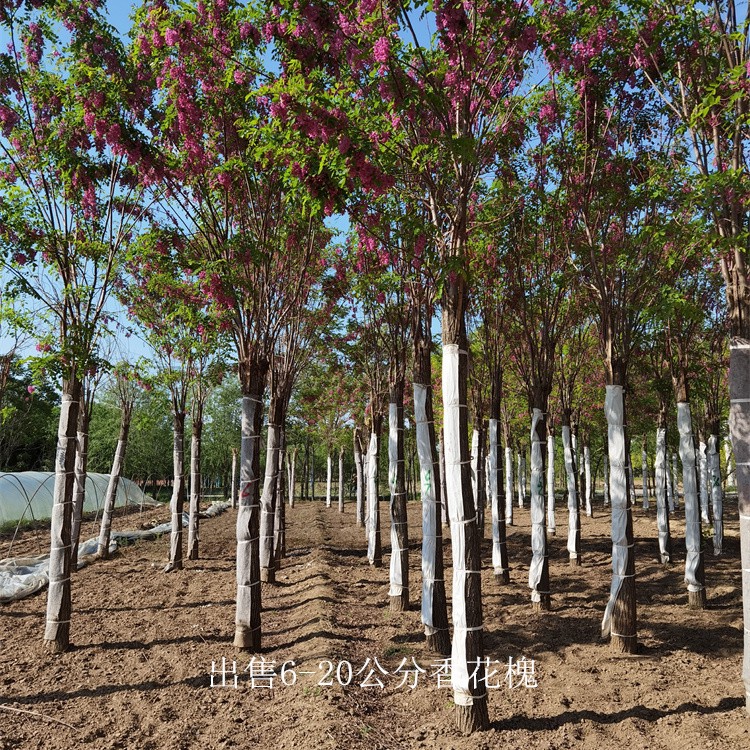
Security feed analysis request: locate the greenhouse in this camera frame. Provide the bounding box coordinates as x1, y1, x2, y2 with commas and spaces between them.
0, 472, 157, 528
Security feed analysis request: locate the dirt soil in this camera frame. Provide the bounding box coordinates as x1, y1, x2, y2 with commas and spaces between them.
0, 496, 748, 750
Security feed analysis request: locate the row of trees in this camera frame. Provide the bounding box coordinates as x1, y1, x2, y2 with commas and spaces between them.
1, 0, 748, 734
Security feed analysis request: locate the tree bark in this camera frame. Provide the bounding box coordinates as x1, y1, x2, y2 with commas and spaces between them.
354, 427, 365, 526
708, 433, 723, 555
188, 402, 203, 561
234, 361, 267, 652
366, 414, 382, 568
164, 410, 186, 572
388, 383, 409, 611
529, 408, 550, 611
43, 377, 81, 653
70, 404, 91, 571
97, 405, 132, 559
442, 290, 488, 732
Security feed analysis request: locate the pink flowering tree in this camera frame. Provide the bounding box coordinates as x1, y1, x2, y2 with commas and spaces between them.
0, 1, 157, 652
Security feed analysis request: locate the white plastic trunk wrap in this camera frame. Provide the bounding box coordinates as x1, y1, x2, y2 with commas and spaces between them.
505, 446, 513, 524
388, 401, 405, 598
259, 423, 281, 572
443, 344, 479, 708
366, 431, 378, 563
601, 385, 629, 638
415, 384, 440, 636
655, 427, 670, 563
699, 440, 710, 524
708, 435, 723, 555
547, 435, 556, 533
471, 429, 479, 514
529, 409, 546, 603
517, 451, 523, 508
562, 425, 578, 559
677, 402, 703, 595
672, 453, 680, 508
584, 444, 592, 516
489, 419, 506, 575
641, 447, 649, 510
326, 453, 332, 507
338, 449, 344, 512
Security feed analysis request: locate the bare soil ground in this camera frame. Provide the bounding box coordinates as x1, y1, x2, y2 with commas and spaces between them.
0, 496, 748, 750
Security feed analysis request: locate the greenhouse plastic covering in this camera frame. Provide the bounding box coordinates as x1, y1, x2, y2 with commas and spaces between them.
0, 471, 157, 527
0, 501, 230, 603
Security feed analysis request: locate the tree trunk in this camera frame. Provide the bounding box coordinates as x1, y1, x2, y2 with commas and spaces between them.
728, 339, 750, 711
388, 383, 409, 611
164, 410, 186, 572
438, 437, 449, 526
672, 452, 680, 508
602, 382, 637, 653
529, 408, 550, 611
97, 406, 132, 559
603, 449, 610, 507
260, 398, 283, 583
665, 443, 674, 512
442, 290, 488, 733
698, 438, 711, 524
724, 438, 736, 488
43, 377, 81, 653
504, 444, 514, 525
708, 434, 723, 555
234, 363, 266, 652
338, 446, 345, 513
289, 446, 296, 508
584, 443, 593, 517
366, 415, 382, 568
413, 300, 451, 653
561, 414, 581, 566
326, 451, 332, 507
547, 426, 556, 535
188, 402, 203, 561
354, 427, 365, 526
655, 412, 672, 565
275, 426, 286, 566
676, 401, 707, 609
641, 440, 650, 511
70, 405, 91, 571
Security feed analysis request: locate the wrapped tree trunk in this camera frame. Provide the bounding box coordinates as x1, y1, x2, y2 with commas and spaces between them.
504, 442, 514, 525
70, 403, 92, 571
601, 382, 637, 653
354, 427, 365, 526
676, 400, 707, 609
43, 377, 81, 653
561, 413, 581, 566
97, 400, 133, 559
338, 446, 345, 513
517, 449, 524, 508
164, 410, 186, 573
698, 438, 710, 524
326, 451, 333, 507
529, 408, 550, 611
672, 452, 680, 508
260, 398, 283, 583
366, 415, 382, 567
388, 384, 409, 611
728, 339, 750, 711
708, 433, 723, 556
547, 425, 556, 535
234, 361, 267, 652
413, 304, 450, 654
188, 400, 203, 561
584, 442, 593, 517
288, 446, 296, 509
442, 293, 488, 732
231, 447, 238, 509
471, 425, 487, 536
274, 427, 286, 566
655, 413, 672, 565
